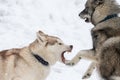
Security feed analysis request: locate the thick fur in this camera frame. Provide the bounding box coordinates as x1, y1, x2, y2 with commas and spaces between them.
65, 0, 120, 80
0, 30, 73, 80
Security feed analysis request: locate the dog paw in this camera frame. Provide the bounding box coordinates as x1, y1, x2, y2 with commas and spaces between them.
66, 62, 75, 66
82, 73, 91, 79
64, 60, 75, 66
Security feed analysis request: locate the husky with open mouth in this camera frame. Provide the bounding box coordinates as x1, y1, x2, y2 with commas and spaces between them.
0, 30, 73, 80
65, 0, 120, 80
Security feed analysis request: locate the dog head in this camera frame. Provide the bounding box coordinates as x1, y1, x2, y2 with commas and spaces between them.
79, 0, 104, 23
36, 30, 73, 64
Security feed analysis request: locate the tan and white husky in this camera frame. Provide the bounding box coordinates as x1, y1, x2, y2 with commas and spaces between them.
0, 30, 73, 80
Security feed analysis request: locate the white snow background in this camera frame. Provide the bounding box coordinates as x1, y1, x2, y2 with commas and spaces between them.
0, 0, 120, 80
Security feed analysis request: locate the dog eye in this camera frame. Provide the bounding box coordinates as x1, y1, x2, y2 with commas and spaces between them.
94, 34, 99, 39
58, 43, 62, 45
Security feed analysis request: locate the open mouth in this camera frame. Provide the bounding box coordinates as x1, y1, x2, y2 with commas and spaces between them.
80, 15, 91, 23
85, 18, 89, 22
61, 49, 72, 63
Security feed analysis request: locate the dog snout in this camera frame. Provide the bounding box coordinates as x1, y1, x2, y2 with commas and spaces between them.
79, 11, 83, 16
67, 45, 73, 52
79, 9, 88, 18
79, 11, 85, 19
70, 45, 73, 50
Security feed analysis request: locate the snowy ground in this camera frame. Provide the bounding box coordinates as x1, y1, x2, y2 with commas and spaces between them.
0, 0, 120, 80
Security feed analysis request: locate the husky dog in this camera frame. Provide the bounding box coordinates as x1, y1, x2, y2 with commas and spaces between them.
0, 30, 73, 80
65, 0, 120, 80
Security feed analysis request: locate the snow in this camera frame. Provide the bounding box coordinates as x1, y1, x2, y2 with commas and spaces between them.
0, 0, 120, 80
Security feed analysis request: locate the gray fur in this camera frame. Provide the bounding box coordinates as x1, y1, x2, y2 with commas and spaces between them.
81, 0, 120, 79
66, 0, 120, 80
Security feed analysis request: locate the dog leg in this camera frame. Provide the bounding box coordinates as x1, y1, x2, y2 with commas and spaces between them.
82, 62, 96, 79
65, 50, 96, 66
4, 54, 16, 80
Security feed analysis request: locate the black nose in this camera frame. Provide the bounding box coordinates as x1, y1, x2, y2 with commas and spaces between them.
70, 45, 73, 49
78, 13, 81, 17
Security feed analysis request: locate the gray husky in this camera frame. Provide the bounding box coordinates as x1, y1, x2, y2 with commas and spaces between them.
65, 0, 120, 80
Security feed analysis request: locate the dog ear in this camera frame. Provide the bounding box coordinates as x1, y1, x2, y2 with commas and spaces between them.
95, 0, 104, 5
36, 30, 47, 43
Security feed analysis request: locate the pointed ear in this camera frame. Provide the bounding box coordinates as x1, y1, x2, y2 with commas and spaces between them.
36, 30, 47, 43
95, 0, 104, 5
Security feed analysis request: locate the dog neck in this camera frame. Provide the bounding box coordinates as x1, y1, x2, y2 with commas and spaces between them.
32, 54, 49, 66
98, 14, 118, 24
92, 0, 120, 25
29, 41, 49, 66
